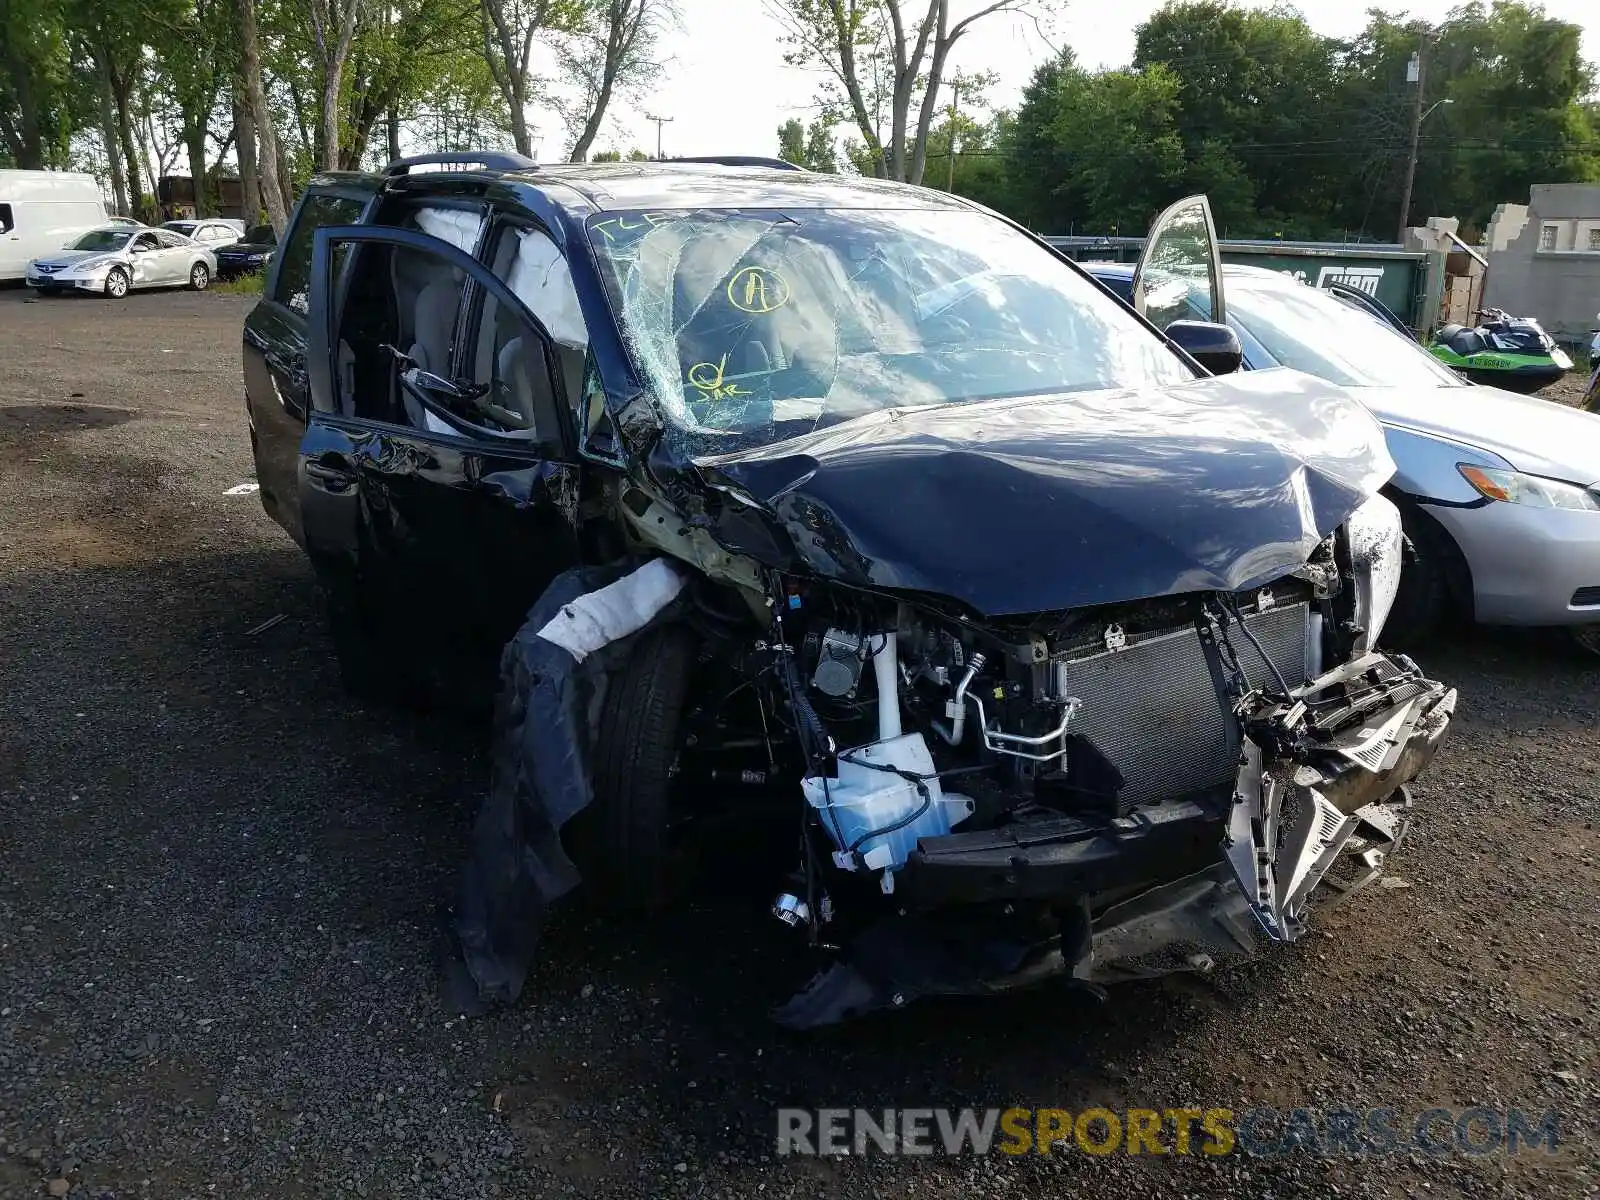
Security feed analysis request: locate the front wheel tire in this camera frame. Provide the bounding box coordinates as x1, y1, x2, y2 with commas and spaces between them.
1382, 503, 1460, 648
189, 262, 210, 291
104, 268, 130, 299
564, 624, 699, 911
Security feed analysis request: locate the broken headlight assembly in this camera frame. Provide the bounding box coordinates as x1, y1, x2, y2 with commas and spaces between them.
1345, 493, 1403, 651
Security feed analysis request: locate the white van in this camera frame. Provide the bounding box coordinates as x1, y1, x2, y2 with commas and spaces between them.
0, 170, 110, 281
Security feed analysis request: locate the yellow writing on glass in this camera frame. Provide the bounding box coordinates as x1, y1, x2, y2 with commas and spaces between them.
686, 353, 751, 402
727, 266, 791, 313
590, 212, 678, 243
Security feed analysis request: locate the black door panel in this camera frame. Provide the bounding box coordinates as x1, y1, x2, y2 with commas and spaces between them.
243, 186, 377, 548
297, 224, 586, 677
303, 418, 582, 656
244, 303, 312, 545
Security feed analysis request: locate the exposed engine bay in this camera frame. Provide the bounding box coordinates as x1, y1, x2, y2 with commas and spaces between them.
443, 489, 1453, 1027
443, 388, 1456, 1028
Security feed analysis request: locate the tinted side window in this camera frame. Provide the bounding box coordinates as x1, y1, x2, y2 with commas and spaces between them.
0, 203, 13, 234
274, 193, 366, 316
462, 284, 563, 446
487, 223, 587, 418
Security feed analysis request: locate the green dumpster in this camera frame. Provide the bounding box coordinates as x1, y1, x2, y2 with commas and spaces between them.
1043, 236, 1430, 328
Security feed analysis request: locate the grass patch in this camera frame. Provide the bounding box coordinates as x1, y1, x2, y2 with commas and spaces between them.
213, 273, 265, 296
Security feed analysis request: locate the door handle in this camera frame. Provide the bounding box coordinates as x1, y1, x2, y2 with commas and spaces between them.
305, 458, 354, 491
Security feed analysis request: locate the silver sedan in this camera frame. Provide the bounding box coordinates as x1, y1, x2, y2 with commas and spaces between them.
1088, 260, 1600, 654
25, 225, 219, 298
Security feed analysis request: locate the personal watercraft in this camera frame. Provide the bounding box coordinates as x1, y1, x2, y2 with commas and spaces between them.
1428, 308, 1572, 394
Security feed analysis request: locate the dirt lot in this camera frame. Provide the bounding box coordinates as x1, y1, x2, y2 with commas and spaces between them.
0, 285, 1596, 1200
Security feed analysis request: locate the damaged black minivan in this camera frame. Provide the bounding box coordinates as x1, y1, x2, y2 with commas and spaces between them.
243, 155, 1456, 1026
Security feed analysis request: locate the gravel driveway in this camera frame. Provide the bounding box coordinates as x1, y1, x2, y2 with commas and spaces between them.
0, 285, 1595, 1199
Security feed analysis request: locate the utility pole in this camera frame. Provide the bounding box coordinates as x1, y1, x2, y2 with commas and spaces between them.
1397, 33, 1431, 244
945, 81, 960, 192
645, 114, 673, 161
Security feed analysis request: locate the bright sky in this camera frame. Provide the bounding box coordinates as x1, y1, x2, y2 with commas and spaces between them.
553, 0, 1600, 162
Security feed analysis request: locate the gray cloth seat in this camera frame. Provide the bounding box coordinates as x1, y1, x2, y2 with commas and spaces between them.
401, 268, 463, 432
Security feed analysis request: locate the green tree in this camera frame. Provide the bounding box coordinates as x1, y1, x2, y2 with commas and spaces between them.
0, 0, 74, 168
777, 116, 805, 164
340, 0, 500, 170
477, 0, 587, 156
1132, 1, 1341, 234
998, 49, 1075, 227
770, 0, 1038, 183
1002, 55, 1186, 233
1411, 3, 1598, 230
777, 115, 838, 170
554, 0, 673, 162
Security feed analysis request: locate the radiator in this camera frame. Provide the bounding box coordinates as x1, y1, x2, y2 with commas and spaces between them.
1052, 602, 1312, 810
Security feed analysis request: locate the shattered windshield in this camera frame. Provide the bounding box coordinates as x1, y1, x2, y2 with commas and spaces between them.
587, 208, 1195, 452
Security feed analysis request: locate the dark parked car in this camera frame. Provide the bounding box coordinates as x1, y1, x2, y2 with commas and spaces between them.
243, 156, 1455, 1025
216, 224, 276, 277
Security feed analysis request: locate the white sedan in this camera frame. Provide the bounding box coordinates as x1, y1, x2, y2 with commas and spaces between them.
25, 225, 218, 297
162, 217, 243, 247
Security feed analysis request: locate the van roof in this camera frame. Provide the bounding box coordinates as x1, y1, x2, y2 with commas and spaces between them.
0, 170, 107, 205
0, 169, 100, 186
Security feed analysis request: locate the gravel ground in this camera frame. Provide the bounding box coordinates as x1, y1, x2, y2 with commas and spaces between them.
1, 285, 1596, 1199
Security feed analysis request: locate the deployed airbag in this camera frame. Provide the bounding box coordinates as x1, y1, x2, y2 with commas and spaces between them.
441, 557, 689, 1012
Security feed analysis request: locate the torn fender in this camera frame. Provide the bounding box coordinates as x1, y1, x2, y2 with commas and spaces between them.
443, 557, 690, 1012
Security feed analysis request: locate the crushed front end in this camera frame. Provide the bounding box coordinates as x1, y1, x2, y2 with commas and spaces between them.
746, 496, 1456, 1026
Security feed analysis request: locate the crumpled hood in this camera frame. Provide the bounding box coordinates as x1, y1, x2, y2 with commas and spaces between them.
695, 369, 1394, 616
1364, 383, 1600, 486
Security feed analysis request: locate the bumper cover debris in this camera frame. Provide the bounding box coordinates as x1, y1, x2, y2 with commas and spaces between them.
1224, 651, 1456, 941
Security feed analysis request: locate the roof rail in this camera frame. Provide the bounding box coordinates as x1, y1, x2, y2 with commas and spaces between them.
385, 152, 538, 176
666, 155, 806, 172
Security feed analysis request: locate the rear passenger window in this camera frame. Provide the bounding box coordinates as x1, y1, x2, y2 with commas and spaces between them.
0, 203, 13, 234
274, 193, 366, 315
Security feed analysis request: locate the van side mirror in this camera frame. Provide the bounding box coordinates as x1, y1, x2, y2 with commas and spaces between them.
1167, 320, 1243, 375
